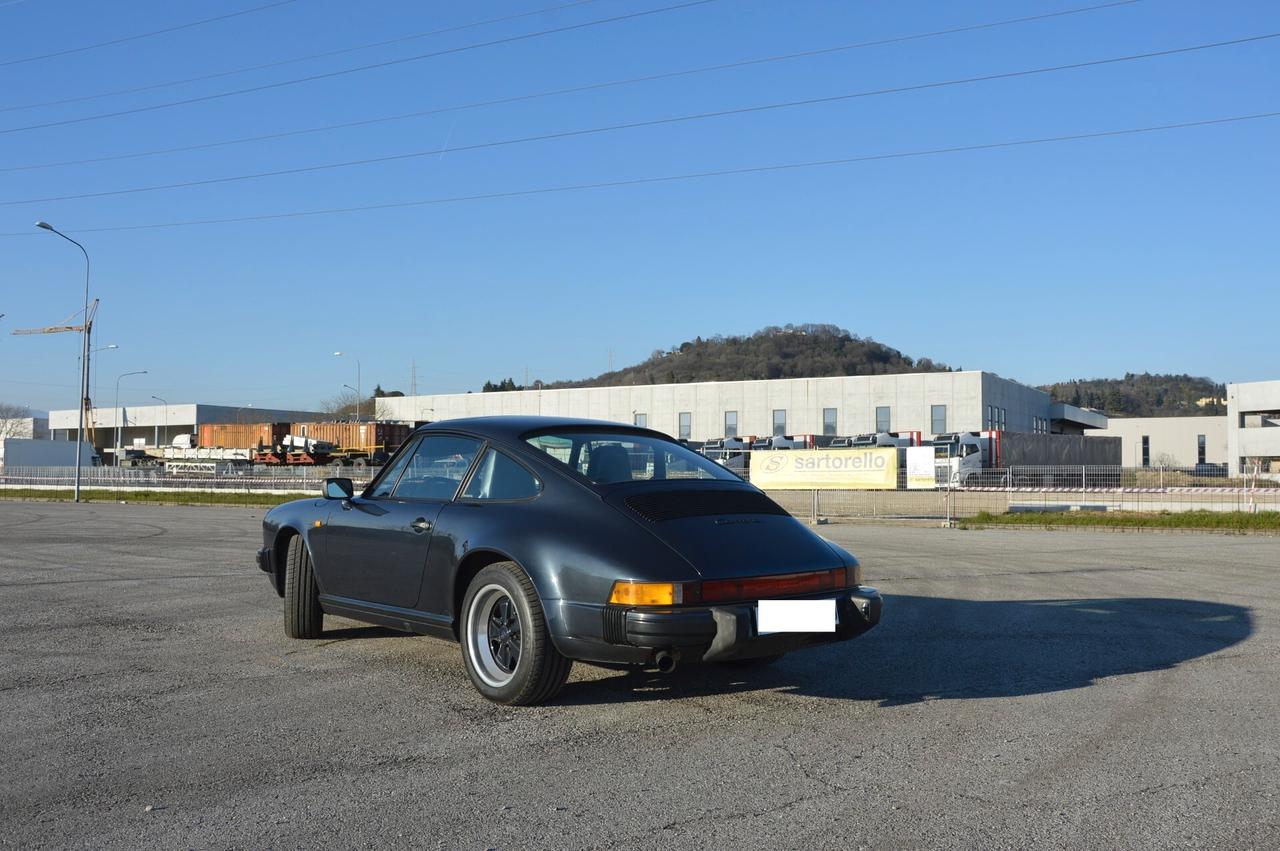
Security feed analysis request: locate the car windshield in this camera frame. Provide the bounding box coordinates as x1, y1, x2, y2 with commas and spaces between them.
525, 431, 740, 485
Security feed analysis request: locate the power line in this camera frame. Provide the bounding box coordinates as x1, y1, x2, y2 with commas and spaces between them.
2, 0, 1147, 174
0, 0, 719, 136
0, 0, 609, 115
7, 32, 1274, 207
0, 0, 301, 69
1, 110, 1273, 237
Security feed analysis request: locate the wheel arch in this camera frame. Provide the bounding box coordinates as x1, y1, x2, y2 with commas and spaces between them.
271, 525, 320, 598
452, 548, 523, 639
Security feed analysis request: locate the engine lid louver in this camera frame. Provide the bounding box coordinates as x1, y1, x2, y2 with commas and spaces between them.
624, 490, 788, 523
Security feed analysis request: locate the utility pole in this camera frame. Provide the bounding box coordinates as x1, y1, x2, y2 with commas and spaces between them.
113, 370, 147, 466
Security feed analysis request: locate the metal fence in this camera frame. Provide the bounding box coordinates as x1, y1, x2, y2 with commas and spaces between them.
1, 463, 1276, 516
0, 465, 383, 506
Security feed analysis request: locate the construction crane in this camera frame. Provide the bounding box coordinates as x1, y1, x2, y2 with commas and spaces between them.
12, 299, 99, 445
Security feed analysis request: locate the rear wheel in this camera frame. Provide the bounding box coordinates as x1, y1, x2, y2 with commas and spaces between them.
460, 562, 572, 705
283, 535, 323, 639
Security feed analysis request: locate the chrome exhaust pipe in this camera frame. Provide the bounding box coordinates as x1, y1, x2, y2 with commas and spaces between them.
654, 649, 679, 673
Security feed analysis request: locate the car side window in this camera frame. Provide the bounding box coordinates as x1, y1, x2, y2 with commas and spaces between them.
461, 449, 541, 501
391, 435, 482, 501
367, 438, 419, 499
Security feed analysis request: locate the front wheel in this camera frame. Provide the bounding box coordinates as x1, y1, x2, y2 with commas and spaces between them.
283, 535, 323, 639
460, 562, 572, 705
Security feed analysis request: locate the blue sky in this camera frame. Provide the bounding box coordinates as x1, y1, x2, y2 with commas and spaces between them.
1, 0, 1276, 414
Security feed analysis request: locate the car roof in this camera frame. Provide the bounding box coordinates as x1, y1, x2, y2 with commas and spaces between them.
413, 415, 662, 442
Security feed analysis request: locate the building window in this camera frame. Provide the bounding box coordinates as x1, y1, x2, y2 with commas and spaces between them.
875, 405, 890, 433
930, 404, 947, 435
678, 412, 691, 441
1197, 434, 1206, 466
633, 413, 647, 428
724, 411, 737, 439
822, 407, 837, 437
772, 409, 787, 437
1141, 435, 1150, 467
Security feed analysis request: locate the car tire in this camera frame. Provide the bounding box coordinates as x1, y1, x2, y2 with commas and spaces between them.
283, 535, 323, 639
460, 562, 572, 706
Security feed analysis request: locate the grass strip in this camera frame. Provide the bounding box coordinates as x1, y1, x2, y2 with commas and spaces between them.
962, 509, 1280, 531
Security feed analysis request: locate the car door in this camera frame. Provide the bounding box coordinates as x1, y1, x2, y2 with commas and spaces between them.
321, 434, 482, 609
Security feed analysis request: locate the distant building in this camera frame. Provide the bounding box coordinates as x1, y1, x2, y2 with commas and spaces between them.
377, 371, 1106, 441
1095, 416, 1228, 468
47, 403, 324, 460
1228, 380, 1280, 474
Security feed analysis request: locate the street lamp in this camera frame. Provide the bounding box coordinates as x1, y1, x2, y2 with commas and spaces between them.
333, 351, 361, 422
151, 396, 168, 448
36, 220, 91, 502
89, 343, 118, 419
114, 370, 147, 466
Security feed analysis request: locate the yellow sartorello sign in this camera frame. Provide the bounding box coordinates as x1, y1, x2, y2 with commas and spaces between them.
750, 448, 898, 490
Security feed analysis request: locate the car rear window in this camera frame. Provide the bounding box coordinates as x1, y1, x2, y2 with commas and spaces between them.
525, 431, 738, 485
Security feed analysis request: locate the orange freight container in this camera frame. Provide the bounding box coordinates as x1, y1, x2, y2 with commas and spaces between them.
290, 422, 411, 453
198, 422, 290, 449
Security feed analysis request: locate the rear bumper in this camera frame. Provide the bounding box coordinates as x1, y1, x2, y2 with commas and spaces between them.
547, 587, 881, 666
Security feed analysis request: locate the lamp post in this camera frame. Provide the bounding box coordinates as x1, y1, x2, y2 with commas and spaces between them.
113, 370, 147, 466
333, 352, 361, 422
36, 220, 91, 502
88, 343, 118, 410
151, 396, 168, 448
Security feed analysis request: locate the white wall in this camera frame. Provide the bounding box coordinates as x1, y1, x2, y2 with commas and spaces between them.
1095, 416, 1228, 468
378, 372, 1056, 440
1228, 380, 1280, 473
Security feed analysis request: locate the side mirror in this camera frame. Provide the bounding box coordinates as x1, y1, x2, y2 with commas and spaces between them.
324, 477, 354, 500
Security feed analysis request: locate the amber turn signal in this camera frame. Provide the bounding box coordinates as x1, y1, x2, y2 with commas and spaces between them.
608, 580, 681, 606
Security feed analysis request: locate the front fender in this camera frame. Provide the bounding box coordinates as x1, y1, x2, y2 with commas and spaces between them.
262, 498, 330, 595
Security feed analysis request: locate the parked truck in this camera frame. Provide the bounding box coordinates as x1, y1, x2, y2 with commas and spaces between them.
931, 431, 1121, 486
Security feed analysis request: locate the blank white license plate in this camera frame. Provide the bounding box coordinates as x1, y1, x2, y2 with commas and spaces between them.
756, 599, 837, 634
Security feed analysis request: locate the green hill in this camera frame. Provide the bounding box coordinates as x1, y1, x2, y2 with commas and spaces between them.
544, 325, 951, 388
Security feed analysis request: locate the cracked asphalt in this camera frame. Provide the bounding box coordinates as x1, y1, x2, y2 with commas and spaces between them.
1, 501, 1277, 849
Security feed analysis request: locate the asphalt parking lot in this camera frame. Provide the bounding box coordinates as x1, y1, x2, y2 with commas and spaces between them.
1, 502, 1277, 849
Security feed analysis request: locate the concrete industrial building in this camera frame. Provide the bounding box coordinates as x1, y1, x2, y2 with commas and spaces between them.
1096, 416, 1228, 469
47, 403, 323, 460
1091, 380, 1280, 474
377, 371, 1106, 441
1228, 379, 1280, 474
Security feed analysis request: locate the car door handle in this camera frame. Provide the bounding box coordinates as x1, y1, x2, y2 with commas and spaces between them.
410, 517, 433, 533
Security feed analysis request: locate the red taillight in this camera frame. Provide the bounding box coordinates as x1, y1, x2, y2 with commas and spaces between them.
699, 567, 847, 603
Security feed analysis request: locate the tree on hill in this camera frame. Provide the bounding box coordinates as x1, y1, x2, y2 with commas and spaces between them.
541, 325, 952, 388
1040, 373, 1226, 417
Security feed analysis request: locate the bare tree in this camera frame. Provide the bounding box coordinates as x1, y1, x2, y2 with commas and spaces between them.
319, 390, 360, 419
0, 402, 31, 439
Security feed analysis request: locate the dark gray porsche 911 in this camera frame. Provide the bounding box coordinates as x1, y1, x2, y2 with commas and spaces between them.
256, 416, 881, 705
